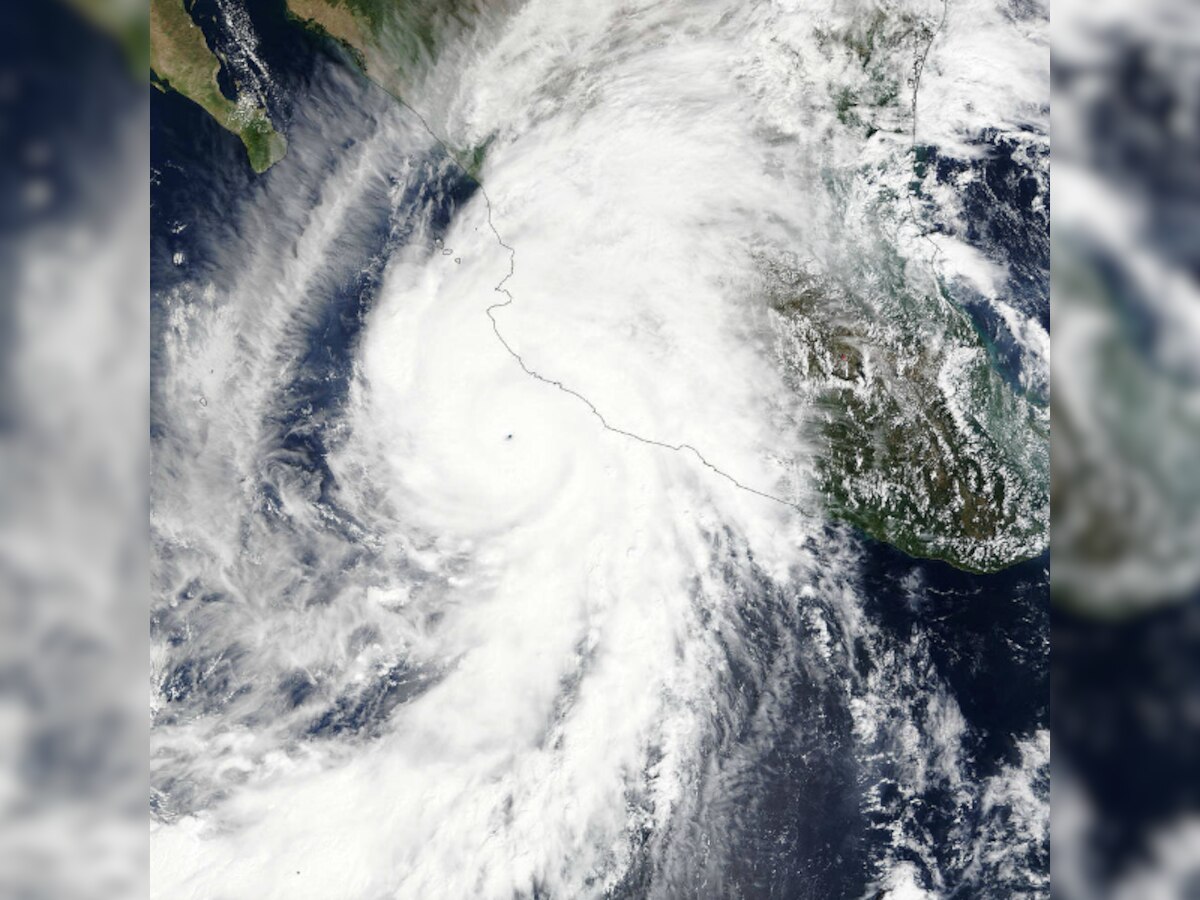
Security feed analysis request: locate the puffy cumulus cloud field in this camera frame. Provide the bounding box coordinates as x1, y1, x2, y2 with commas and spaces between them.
148, 0, 1048, 897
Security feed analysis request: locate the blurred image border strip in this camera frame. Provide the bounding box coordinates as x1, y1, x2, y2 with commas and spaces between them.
0, 3, 148, 899
1051, 0, 1200, 895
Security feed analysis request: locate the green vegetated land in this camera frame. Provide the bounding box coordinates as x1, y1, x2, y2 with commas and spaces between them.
816, 6, 925, 141
146, 0, 493, 173
762, 4, 1049, 572
284, 0, 497, 175
766, 247, 1048, 573
286, 0, 486, 88
150, 0, 287, 172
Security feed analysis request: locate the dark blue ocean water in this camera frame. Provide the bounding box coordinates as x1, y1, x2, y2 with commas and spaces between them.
150, 0, 478, 747
151, 0, 477, 472
611, 540, 1048, 900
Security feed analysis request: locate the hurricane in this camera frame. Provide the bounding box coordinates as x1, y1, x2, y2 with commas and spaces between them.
149, 0, 1049, 896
